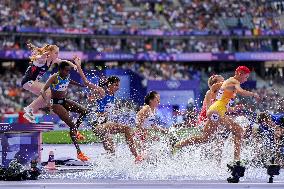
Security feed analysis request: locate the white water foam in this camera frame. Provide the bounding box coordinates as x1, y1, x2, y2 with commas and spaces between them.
41, 114, 284, 182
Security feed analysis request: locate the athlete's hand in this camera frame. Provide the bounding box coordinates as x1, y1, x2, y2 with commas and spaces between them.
73, 55, 81, 68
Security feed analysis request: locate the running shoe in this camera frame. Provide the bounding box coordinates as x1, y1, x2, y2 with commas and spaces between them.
76, 131, 86, 141
77, 152, 90, 162
23, 107, 36, 123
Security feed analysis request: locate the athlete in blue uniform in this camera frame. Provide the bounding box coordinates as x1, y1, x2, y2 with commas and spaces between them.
40, 61, 89, 162
74, 57, 142, 162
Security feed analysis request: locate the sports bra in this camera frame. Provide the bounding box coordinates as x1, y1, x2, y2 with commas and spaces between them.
50, 74, 70, 92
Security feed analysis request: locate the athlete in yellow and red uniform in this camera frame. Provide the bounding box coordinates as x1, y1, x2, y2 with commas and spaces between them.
173, 66, 260, 161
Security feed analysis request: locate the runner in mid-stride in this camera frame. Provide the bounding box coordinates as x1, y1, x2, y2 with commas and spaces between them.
21, 43, 77, 122
173, 66, 260, 162
40, 61, 89, 161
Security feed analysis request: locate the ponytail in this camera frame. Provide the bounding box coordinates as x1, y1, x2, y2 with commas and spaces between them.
27, 43, 58, 62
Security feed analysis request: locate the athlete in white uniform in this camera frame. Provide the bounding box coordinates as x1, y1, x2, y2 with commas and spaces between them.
135, 91, 168, 156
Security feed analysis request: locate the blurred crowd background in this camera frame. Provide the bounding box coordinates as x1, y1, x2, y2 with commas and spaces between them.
0, 0, 284, 124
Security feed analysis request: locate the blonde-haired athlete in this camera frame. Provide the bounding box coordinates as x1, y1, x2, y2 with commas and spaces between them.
197, 75, 224, 125
22, 43, 77, 122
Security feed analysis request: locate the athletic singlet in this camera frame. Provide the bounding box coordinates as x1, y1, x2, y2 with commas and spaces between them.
21, 60, 52, 86
50, 74, 70, 92
215, 89, 235, 107
96, 93, 115, 113
208, 88, 235, 117
142, 107, 157, 128
197, 98, 216, 124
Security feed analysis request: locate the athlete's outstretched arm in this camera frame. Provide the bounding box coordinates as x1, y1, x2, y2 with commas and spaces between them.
235, 83, 260, 100
73, 56, 105, 99
73, 56, 89, 84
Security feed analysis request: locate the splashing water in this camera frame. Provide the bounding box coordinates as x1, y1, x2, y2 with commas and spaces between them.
41, 137, 284, 181
43, 100, 284, 182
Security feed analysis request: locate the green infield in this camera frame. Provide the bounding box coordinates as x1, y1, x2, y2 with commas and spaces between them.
42, 128, 201, 144
42, 130, 100, 144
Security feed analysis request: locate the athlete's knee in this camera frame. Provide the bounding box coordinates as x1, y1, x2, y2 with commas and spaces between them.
197, 129, 214, 143
94, 127, 105, 137
117, 125, 129, 133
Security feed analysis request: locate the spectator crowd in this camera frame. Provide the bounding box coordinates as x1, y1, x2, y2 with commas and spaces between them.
0, 0, 281, 31
0, 1, 283, 54
2, 36, 284, 54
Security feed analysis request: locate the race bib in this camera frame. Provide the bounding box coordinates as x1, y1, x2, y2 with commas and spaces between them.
210, 113, 220, 122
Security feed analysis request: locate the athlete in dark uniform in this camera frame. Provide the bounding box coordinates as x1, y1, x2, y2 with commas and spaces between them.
40, 61, 89, 161
22, 43, 77, 122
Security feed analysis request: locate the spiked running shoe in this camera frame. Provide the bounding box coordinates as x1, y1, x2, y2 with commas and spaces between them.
77, 152, 90, 162
76, 131, 86, 141
23, 107, 36, 123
